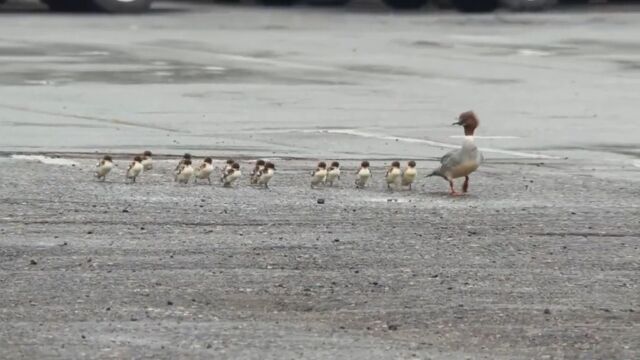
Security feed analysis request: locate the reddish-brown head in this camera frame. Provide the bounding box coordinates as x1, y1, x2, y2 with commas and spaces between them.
391, 161, 400, 168
143, 150, 152, 157
361, 161, 370, 168
183, 153, 192, 160
454, 111, 479, 136
408, 160, 416, 168
226, 159, 234, 165
204, 157, 212, 164
103, 155, 112, 162
256, 159, 266, 167
318, 162, 327, 169
265, 162, 275, 170
331, 161, 340, 168
134, 156, 142, 162
232, 163, 240, 170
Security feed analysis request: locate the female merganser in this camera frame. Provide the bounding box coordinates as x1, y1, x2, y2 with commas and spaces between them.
385, 161, 402, 190
355, 161, 371, 189
95, 155, 113, 181
325, 161, 341, 187
194, 157, 214, 184
256, 162, 275, 189
311, 162, 327, 188
175, 159, 194, 184
401, 160, 417, 190
126, 156, 143, 183
428, 111, 483, 196
141, 150, 153, 171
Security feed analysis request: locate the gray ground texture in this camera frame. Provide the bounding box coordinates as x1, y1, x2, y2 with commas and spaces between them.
0, 1, 639, 359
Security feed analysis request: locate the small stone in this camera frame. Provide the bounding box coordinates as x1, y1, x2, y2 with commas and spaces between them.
87, 231, 93, 235
388, 324, 399, 331
140, 227, 145, 231
333, 239, 340, 243
106, 307, 111, 311
543, 308, 551, 315
167, 300, 173, 306
81, 335, 86, 339
206, 344, 212, 349
431, 274, 439, 278
317, 199, 325, 204
30, 259, 38, 265
122, 209, 129, 213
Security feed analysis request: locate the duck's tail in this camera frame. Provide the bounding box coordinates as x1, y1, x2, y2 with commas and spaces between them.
426, 169, 447, 180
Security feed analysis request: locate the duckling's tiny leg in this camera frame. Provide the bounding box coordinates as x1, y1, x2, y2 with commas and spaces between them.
462, 176, 469, 193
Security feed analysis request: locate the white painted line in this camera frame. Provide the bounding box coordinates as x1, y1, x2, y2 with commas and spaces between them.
11, 155, 78, 166
310, 129, 558, 159
450, 135, 520, 139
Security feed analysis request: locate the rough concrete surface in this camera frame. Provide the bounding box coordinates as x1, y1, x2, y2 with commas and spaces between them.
0, 1, 639, 359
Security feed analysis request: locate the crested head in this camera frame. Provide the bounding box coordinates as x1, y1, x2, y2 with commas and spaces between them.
103, 155, 112, 162
204, 157, 212, 164
318, 162, 327, 169
183, 153, 192, 160
256, 159, 266, 166
226, 159, 234, 165
408, 160, 416, 168
232, 163, 240, 170
391, 161, 400, 168
265, 162, 275, 170
143, 150, 152, 157
331, 161, 340, 168
133, 156, 142, 162
455, 110, 479, 136
361, 161, 370, 168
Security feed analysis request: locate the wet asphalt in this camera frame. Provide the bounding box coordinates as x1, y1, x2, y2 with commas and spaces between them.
1, 1, 640, 359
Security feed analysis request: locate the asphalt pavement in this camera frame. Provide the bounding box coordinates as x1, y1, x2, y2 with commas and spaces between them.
0, 1, 639, 359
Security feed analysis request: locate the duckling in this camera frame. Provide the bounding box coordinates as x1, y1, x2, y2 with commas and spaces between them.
175, 159, 194, 184
311, 162, 327, 189
95, 155, 113, 181
355, 161, 371, 189
175, 153, 192, 172
222, 162, 241, 187
401, 161, 417, 190
385, 161, 402, 190
141, 150, 153, 171
325, 161, 341, 187
126, 156, 144, 183
250, 159, 266, 185
256, 162, 275, 189
194, 157, 214, 184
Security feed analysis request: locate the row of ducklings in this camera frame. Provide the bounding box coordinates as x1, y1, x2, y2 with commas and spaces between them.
95, 152, 417, 190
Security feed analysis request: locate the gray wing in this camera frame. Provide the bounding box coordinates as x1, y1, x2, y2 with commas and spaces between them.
439, 149, 464, 170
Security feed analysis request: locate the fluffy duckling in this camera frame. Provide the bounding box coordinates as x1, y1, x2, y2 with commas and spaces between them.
311, 162, 327, 189
194, 157, 214, 184
256, 162, 275, 189
222, 162, 241, 187
401, 161, 417, 190
141, 150, 153, 171
250, 159, 266, 185
175, 153, 192, 172
175, 159, 194, 184
95, 155, 114, 181
385, 161, 402, 190
325, 161, 341, 187
222, 159, 235, 175
355, 161, 371, 189
126, 156, 144, 183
